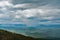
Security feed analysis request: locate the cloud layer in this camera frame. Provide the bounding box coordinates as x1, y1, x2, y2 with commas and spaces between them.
0, 0, 60, 38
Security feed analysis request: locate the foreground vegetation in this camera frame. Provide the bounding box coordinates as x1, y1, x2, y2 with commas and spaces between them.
0, 30, 35, 40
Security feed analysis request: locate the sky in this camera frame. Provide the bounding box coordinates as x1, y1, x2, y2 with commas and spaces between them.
0, 0, 60, 38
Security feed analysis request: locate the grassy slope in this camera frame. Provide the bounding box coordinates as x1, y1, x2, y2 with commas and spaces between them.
0, 30, 35, 40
